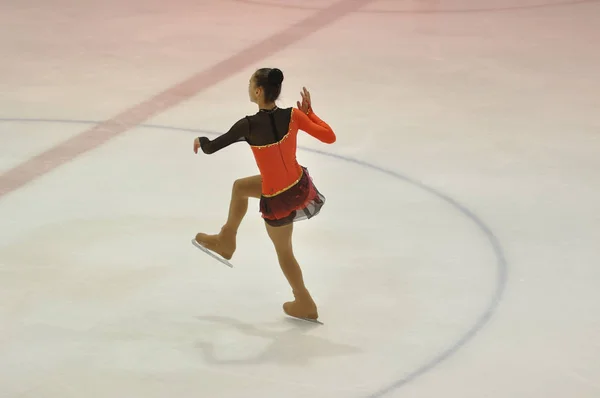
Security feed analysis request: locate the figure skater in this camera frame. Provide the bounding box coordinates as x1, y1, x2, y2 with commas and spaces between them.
192, 68, 336, 321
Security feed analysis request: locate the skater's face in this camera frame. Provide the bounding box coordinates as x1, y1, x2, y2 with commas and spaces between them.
249, 73, 263, 104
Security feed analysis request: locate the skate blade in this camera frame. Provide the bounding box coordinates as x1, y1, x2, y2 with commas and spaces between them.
191, 239, 233, 268
286, 315, 324, 325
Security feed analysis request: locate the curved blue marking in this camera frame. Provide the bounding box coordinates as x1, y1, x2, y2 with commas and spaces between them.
0, 117, 508, 397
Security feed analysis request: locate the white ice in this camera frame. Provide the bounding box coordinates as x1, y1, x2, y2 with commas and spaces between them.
0, 1, 599, 397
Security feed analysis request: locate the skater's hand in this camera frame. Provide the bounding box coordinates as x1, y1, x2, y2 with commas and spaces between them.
193, 137, 201, 154
296, 87, 312, 114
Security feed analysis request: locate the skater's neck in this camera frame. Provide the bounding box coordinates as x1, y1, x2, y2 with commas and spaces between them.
258, 100, 277, 111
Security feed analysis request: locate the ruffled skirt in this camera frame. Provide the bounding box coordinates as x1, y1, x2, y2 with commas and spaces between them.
259, 167, 325, 227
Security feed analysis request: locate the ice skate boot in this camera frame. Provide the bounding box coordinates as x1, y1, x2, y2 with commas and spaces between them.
194, 226, 236, 260
283, 289, 320, 323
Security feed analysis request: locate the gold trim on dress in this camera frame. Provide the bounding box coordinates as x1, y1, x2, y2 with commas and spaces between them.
250, 131, 290, 149
262, 168, 304, 198
249, 108, 296, 149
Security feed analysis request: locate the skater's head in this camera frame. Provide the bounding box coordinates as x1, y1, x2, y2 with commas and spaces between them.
250, 68, 284, 106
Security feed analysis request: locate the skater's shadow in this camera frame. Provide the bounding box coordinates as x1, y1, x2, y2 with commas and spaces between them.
194, 315, 361, 366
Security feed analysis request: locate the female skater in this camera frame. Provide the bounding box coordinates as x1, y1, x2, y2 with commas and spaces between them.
192, 68, 336, 321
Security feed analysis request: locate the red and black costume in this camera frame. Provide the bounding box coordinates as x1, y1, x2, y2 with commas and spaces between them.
199, 106, 336, 226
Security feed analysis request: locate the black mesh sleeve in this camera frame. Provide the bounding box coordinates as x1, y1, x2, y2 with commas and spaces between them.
199, 117, 250, 154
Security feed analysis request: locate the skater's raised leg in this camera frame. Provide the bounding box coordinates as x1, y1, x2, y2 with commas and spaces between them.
265, 221, 318, 320
195, 175, 261, 259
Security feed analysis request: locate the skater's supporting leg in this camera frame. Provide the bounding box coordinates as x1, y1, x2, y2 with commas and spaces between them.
195, 175, 261, 259
265, 222, 318, 320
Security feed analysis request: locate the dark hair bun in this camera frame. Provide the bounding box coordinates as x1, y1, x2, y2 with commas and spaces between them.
268, 68, 284, 85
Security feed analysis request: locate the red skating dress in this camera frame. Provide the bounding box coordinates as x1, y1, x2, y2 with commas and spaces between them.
199, 106, 336, 226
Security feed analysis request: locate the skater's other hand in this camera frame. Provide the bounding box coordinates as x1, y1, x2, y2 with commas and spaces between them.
195, 137, 211, 154
194, 137, 210, 154
296, 87, 312, 114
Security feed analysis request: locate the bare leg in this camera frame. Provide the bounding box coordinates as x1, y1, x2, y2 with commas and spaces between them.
195, 175, 261, 259
265, 221, 318, 320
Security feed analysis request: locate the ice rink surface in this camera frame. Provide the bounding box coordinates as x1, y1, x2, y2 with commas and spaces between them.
0, 1, 599, 397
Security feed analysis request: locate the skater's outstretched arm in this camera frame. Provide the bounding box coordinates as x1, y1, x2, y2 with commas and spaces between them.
293, 108, 336, 144
194, 117, 250, 155
293, 87, 335, 144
